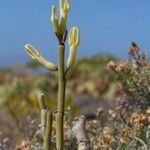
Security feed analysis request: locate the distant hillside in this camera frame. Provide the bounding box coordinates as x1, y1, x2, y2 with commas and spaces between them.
0, 54, 119, 100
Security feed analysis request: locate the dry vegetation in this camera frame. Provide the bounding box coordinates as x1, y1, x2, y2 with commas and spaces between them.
0, 43, 149, 150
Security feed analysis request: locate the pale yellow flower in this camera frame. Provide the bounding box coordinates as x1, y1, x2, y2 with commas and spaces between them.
67, 27, 80, 69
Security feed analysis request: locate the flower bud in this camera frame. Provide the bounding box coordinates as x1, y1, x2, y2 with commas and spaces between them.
59, 0, 70, 36
24, 44, 57, 71
51, 0, 70, 36
24, 44, 40, 59
59, 0, 70, 14
68, 27, 80, 47
51, 5, 59, 34
67, 27, 80, 69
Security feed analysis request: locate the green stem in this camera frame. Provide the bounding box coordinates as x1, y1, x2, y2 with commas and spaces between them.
56, 45, 66, 150
43, 111, 53, 150
37, 93, 52, 150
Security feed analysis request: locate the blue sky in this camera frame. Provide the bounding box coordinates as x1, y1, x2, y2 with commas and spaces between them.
0, 0, 150, 65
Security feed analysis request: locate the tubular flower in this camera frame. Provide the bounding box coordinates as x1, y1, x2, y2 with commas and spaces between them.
51, 6, 59, 34
67, 27, 80, 69
24, 44, 57, 71
51, 0, 70, 36
24, 44, 40, 59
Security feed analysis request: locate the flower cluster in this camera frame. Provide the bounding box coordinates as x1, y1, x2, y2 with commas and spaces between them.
130, 112, 149, 132
107, 42, 150, 109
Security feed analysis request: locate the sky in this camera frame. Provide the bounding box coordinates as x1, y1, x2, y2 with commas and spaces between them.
0, 0, 150, 66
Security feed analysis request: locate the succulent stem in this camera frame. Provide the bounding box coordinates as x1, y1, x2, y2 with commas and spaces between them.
43, 110, 52, 150
37, 93, 52, 150
56, 45, 66, 150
